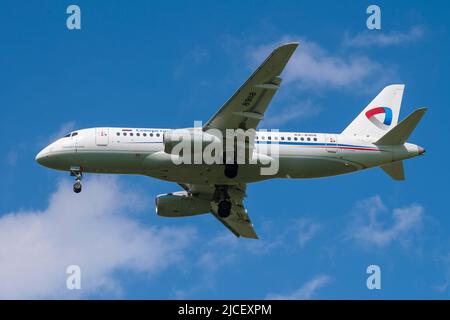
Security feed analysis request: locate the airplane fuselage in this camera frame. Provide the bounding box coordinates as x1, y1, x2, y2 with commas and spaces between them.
33, 42, 427, 239
35, 127, 422, 185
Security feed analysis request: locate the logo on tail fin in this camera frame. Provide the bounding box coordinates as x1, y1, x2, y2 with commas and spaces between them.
365, 107, 393, 129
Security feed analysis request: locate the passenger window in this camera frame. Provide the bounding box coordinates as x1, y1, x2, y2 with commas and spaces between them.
288, 137, 291, 141
314, 137, 317, 141
262, 136, 265, 140
136, 133, 140, 137
156, 133, 160, 137
301, 137, 304, 141
130, 133, 134, 136
123, 132, 127, 136
116, 132, 120, 136
281, 137, 284, 140
294, 137, 298, 141
150, 133, 154, 137
268, 136, 271, 140
307, 137, 311, 141
143, 133, 147, 137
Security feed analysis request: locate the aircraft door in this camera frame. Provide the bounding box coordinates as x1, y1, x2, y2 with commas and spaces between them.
95, 128, 109, 146
325, 134, 338, 153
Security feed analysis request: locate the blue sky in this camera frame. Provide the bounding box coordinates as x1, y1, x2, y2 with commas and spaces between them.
0, 0, 449, 299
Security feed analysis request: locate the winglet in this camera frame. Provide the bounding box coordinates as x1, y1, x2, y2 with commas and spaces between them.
375, 107, 428, 145
273, 42, 300, 53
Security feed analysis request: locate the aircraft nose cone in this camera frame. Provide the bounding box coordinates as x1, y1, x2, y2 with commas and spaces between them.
35, 148, 49, 166
35, 151, 44, 164
418, 146, 426, 155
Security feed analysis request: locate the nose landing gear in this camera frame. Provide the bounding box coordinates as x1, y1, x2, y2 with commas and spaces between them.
73, 180, 82, 193
70, 166, 83, 193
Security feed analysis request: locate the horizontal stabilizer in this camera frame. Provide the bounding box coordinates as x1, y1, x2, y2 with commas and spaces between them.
375, 108, 427, 145
381, 161, 405, 181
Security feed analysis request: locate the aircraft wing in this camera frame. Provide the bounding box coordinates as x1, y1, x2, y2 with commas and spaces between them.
211, 201, 258, 239
203, 42, 299, 132
178, 183, 258, 239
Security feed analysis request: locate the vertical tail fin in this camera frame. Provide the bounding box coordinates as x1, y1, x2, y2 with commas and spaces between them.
342, 84, 405, 139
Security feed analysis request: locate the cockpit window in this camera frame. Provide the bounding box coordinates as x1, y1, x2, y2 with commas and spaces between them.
63, 132, 78, 138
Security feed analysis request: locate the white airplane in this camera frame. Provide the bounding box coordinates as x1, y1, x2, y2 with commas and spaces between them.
36, 43, 426, 239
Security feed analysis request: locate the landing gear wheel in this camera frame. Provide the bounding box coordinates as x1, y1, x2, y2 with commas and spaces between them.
73, 181, 82, 193
70, 166, 83, 193
224, 164, 239, 179
217, 200, 232, 218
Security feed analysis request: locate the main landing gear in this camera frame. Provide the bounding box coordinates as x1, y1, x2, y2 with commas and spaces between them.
217, 200, 232, 218
223, 151, 239, 179
215, 185, 232, 218
70, 166, 83, 194
224, 164, 239, 179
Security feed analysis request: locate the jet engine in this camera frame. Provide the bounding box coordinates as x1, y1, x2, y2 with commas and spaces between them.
155, 191, 211, 217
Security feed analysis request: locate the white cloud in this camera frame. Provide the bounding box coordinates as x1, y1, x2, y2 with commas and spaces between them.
6, 150, 18, 166
188, 47, 209, 64
173, 47, 209, 79
36, 121, 77, 150
347, 195, 424, 248
249, 36, 389, 90
195, 216, 324, 274
47, 121, 76, 144
296, 218, 322, 248
0, 176, 195, 299
344, 26, 425, 48
197, 231, 284, 271
173, 228, 287, 297
266, 274, 331, 300
261, 100, 321, 127
179, 220, 323, 297
432, 254, 450, 293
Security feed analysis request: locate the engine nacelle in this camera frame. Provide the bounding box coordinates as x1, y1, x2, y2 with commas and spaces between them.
155, 191, 211, 217
163, 129, 221, 154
